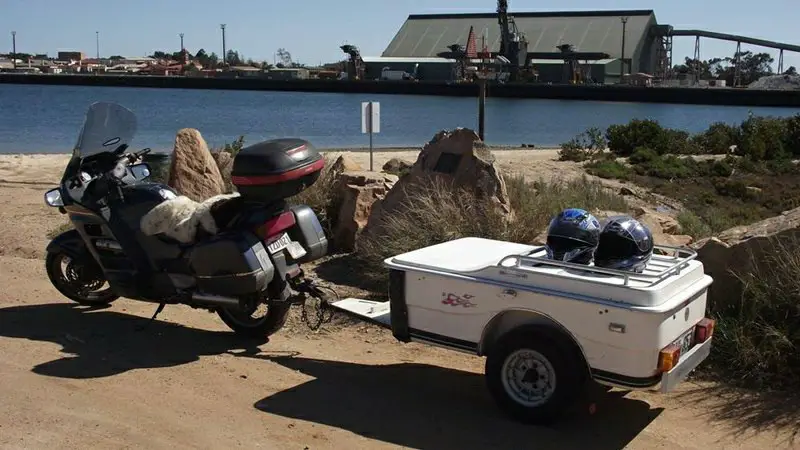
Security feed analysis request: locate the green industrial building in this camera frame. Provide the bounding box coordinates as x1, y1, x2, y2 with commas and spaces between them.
370, 9, 665, 84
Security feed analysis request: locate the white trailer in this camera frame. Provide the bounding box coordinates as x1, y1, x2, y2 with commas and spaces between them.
331, 237, 715, 424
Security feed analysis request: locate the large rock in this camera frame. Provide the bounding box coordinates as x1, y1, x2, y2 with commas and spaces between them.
382, 158, 414, 176
329, 154, 363, 175
168, 129, 226, 202
694, 207, 800, 308
631, 206, 681, 235
333, 171, 398, 251
362, 128, 511, 239
211, 150, 235, 193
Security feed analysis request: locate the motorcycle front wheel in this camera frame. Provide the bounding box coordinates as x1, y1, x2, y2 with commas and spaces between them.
45, 250, 119, 306
216, 299, 291, 339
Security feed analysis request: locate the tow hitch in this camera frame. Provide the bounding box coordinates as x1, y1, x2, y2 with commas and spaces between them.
288, 271, 337, 331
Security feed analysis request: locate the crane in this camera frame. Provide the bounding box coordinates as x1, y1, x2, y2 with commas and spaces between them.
496, 0, 529, 81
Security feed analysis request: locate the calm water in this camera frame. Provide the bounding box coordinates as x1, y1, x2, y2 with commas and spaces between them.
1, 84, 798, 153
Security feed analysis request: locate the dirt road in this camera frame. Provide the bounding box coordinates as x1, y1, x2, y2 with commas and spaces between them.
0, 152, 798, 449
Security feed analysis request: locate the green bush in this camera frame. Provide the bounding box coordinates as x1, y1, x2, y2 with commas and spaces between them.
606, 119, 667, 156
585, 159, 632, 180
692, 122, 740, 154
676, 211, 712, 240
558, 127, 606, 162
737, 116, 789, 161
628, 147, 658, 164
219, 135, 246, 157
633, 155, 696, 179
785, 114, 800, 157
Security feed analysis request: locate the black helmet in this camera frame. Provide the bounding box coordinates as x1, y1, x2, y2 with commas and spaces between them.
545, 208, 601, 264
594, 215, 654, 273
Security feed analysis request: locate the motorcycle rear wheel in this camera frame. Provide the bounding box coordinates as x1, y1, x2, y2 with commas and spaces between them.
216, 300, 291, 339
45, 250, 119, 306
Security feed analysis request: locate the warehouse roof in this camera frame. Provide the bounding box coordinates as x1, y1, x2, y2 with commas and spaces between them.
382, 9, 656, 59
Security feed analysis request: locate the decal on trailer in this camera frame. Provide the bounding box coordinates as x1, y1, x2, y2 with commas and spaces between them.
442, 292, 477, 308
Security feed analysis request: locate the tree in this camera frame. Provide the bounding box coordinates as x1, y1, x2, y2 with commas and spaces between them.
672, 51, 775, 86
785, 66, 797, 75
208, 52, 220, 67
225, 49, 242, 66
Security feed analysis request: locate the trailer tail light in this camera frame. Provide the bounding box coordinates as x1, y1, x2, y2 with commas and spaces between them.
694, 318, 716, 343
658, 344, 681, 373
259, 211, 296, 242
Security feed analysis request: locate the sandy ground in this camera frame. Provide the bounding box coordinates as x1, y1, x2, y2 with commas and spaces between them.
1, 151, 798, 449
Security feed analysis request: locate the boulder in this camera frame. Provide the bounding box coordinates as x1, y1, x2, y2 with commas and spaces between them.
333, 171, 398, 251
329, 154, 363, 176
362, 128, 511, 239
382, 158, 414, 176
168, 129, 226, 202
211, 150, 235, 193
694, 206, 800, 307
631, 206, 681, 235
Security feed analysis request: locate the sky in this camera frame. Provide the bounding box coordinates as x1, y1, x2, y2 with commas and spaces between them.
1, 0, 798, 70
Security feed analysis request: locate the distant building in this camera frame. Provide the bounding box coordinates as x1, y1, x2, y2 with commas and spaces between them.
57, 51, 85, 61
265, 67, 309, 80
380, 9, 663, 83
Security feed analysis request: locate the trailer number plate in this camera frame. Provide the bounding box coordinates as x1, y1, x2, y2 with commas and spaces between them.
267, 233, 292, 254
675, 329, 695, 355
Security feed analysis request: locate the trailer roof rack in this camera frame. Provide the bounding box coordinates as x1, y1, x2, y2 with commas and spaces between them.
498, 245, 698, 287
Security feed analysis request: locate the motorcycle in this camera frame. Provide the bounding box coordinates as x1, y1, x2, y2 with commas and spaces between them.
43, 102, 333, 338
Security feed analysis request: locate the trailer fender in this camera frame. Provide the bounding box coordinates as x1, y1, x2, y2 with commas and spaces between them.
478, 309, 590, 377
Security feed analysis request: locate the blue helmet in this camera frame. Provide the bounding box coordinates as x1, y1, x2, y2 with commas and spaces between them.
594, 215, 654, 273
545, 208, 601, 264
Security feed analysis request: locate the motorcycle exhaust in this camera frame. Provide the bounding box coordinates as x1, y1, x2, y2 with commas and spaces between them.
191, 293, 241, 308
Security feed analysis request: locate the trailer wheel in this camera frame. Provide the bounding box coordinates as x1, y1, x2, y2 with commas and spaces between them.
485, 327, 581, 425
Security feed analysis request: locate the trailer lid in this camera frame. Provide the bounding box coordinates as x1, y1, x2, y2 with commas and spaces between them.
385, 237, 537, 273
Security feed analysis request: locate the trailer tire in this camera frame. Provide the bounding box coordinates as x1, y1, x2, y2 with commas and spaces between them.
485, 326, 582, 425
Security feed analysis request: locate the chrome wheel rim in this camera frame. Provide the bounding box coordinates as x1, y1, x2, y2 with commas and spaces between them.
500, 349, 557, 407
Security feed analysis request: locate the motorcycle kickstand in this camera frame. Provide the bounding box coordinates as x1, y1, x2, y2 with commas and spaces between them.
135, 303, 166, 331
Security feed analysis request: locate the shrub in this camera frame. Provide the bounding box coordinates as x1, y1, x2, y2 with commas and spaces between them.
356, 174, 629, 283
737, 116, 789, 161
628, 147, 658, 164
676, 211, 712, 240
633, 155, 696, 179
219, 135, 246, 158
585, 159, 632, 180
606, 119, 664, 156
558, 127, 606, 162
785, 114, 800, 157
692, 122, 740, 154
707, 236, 800, 390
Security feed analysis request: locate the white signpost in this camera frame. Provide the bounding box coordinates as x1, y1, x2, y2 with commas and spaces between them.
361, 101, 380, 171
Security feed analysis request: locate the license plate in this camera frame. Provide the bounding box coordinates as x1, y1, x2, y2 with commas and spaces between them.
675, 329, 695, 355
267, 233, 292, 254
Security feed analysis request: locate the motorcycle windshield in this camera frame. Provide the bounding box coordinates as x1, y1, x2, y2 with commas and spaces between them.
73, 102, 137, 158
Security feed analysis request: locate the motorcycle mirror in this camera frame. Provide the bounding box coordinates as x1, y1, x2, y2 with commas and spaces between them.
44, 188, 64, 207
130, 163, 151, 180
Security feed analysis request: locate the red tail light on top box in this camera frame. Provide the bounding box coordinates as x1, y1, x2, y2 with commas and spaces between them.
230, 138, 325, 205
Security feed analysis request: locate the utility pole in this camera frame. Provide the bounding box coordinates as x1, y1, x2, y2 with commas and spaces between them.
95, 31, 100, 59
179, 33, 184, 51
220, 24, 226, 66
10, 31, 16, 69
620, 17, 628, 77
